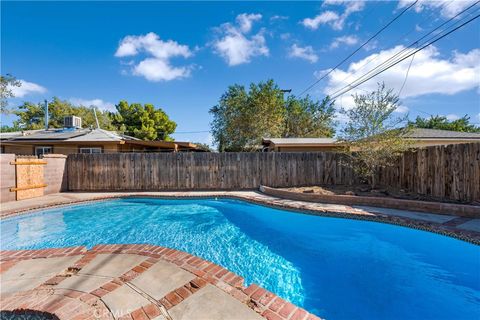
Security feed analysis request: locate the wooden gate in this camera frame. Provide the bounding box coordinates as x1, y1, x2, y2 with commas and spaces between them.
10, 157, 47, 200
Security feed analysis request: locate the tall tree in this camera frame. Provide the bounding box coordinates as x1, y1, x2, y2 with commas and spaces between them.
112, 101, 177, 141
210, 79, 336, 151
408, 115, 480, 132
283, 95, 336, 138
245, 80, 286, 147
210, 80, 285, 151
14, 98, 115, 130
210, 85, 248, 151
0, 74, 21, 114
340, 83, 411, 188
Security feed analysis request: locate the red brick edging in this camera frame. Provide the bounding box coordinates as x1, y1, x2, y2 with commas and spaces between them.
259, 186, 480, 217
1, 244, 322, 320
258, 187, 480, 245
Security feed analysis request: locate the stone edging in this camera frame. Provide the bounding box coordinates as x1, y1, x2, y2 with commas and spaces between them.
0, 244, 322, 320
1, 192, 479, 245
259, 186, 480, 217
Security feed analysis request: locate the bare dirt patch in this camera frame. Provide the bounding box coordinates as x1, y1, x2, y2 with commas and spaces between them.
283, 185, 479, 205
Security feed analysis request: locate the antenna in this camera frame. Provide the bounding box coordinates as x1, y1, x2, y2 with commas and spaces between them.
93, 106, 100, 129
44, 100, 49, 131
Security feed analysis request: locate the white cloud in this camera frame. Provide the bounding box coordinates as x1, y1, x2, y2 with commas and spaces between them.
398, 0, 477, 18
302, 1, 365, 31
320, 46, 480, 108
445, 114, 460, 121
69, 98, 116, 112
133, 58, 192, 82
302, 11, 339, 30
288, 44, 318, 63
394, 105, 409, 113
115, 32, 194, 81
213, 13, 269, 66
313, 68, 332, 79
330, 35, 359, 49
270, 15, 289, 22
9, 80, 46, 98
236, 13, 262, 33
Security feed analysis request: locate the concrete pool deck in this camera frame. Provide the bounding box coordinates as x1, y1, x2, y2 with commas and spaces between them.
0, 244, 317, 320
1, 191, 479, 243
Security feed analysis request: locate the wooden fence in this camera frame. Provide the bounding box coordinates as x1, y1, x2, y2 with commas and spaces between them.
66, 143, 480, 202
67, 152, 355, 191
377, 143, 480, 202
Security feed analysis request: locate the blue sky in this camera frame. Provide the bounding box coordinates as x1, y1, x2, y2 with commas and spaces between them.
2, 1, 479, 145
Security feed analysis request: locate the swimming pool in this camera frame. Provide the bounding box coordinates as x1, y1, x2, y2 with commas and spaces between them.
1, 197, 479, 319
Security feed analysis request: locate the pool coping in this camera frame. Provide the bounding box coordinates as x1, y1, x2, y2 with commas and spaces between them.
0, 244, 321, 320
1, 191, 479, 245
260, 186, 480, 217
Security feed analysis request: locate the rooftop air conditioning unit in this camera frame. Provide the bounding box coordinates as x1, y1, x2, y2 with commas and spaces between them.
64, 116, 82, 129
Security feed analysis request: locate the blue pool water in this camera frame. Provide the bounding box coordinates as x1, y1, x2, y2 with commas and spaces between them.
1, 198, 479, 319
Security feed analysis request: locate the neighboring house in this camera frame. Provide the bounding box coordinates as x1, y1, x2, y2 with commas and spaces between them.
0, 117, 202, 156
262, 138, 344, 152
262, 128, 480, 153
405, 128, 480, 147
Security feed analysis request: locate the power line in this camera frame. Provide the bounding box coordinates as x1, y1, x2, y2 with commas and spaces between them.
397, 53, 415, 97
330, 11, 480, 99
329, 9, 480, 100
298, 0, 419, 97
328, 2, 480, 99
327, 0, 457, 96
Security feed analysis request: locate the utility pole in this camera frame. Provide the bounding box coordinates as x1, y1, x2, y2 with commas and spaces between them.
44, 100, 49, 131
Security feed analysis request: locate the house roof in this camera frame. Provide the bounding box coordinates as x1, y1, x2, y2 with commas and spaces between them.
262, 138, 338, 146
406, 128, 480, 140
1, 128, 201, 150
7, 128, 94, 140
262, 129, 480, 147
3, 128, 154, 142
0, 130, 43, 140
68, 129, 133, 142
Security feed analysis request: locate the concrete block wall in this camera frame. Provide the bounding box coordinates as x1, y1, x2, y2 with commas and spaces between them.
0, 154, 16, 203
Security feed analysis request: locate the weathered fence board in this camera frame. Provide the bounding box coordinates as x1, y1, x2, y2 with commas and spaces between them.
67, 143, 480, 202
376, 143, 480, 202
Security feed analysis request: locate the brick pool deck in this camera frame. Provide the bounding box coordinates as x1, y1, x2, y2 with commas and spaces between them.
1, 191, 479, 319
1, 244, 315, 320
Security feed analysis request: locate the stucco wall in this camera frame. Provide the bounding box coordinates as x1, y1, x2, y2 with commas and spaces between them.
0, 154, 16, 203
0, 153, 68, 203
3, 145, 33, 155
2, 143, 121, 155
43, 154, 68, 194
